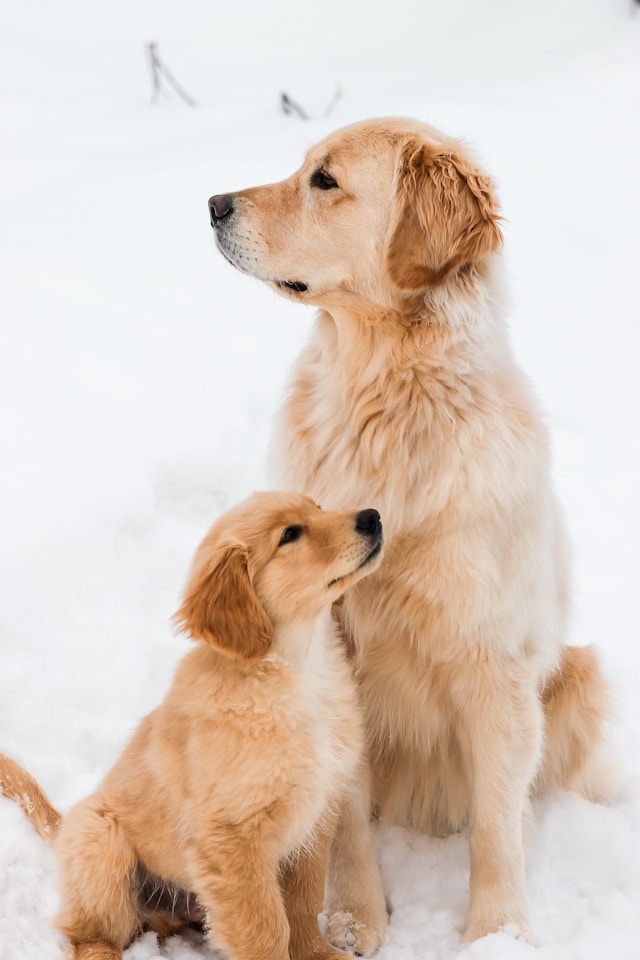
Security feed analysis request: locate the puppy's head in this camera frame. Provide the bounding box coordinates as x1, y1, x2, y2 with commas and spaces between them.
208, 117, 502, 309
174, 492, 383, 660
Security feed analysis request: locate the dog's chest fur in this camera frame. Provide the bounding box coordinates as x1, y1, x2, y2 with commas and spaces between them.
270, 299, 544, 535
272, 612, 363, 850
268, 293, 564, 805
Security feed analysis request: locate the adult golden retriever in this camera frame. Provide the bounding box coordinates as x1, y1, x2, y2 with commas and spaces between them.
0, 492, 383, 960
207, 118, 613, 946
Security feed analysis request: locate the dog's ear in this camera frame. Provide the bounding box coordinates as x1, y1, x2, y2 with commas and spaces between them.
385, 139, 502, 291
174, 542, 273, 660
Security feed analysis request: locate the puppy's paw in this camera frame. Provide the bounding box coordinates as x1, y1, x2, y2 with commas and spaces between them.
325, 910, 387, 957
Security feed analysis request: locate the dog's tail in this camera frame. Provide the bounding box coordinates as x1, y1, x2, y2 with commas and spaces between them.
538, 645, 620, 803
0, 752, 62, 843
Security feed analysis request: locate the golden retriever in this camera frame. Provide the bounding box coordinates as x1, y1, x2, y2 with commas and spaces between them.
207, 118, 613, 946
0, 491, 383, 960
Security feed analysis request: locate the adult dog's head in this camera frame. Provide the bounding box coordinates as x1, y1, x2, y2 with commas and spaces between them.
208, 118, 502, 311
174, 492, 383, 660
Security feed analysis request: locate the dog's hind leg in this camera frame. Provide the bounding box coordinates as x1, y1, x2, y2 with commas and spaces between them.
55, 796, 140, 959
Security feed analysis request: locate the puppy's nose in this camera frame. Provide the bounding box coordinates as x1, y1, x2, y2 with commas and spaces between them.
355, 509, 382, 537
208, 194, 234, 226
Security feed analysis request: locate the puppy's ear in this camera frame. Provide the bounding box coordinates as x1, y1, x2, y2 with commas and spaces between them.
174, 543, 273, 660
385, 139, 502, 291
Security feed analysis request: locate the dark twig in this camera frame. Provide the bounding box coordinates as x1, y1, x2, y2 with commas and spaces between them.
280, 92, 308, 120
146, 42, 197, 107
280, 86, 342, 121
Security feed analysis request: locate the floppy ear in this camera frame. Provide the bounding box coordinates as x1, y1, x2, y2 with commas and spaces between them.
173, 543, 274, 660
385, 139, 502, 290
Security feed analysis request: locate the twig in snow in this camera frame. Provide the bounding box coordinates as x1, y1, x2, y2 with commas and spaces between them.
280, 86, 342, 121
146, 42, 197, 107
280, 92, 308, 120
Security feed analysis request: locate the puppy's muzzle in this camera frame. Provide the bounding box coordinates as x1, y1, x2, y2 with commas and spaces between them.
208, 194, 234, 228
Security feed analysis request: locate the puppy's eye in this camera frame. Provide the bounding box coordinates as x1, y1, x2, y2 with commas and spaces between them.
279, 525, 303, 546
310, 169, 339, 190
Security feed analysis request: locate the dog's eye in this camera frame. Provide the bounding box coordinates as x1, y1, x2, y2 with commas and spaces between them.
310, 169, 339, 190
279, 525, 303, 546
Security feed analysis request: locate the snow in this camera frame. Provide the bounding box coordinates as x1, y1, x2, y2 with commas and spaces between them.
1, 0, 639, 957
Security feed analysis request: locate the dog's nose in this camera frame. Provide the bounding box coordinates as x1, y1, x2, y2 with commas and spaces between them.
355, 509, 382, 537
208, 194, 234, 226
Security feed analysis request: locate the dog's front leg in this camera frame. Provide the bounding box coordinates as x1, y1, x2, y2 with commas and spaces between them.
191, 836, 290, 960
280, 813, 349, 960
456, 666, 543, 942
324, 765, 388, 957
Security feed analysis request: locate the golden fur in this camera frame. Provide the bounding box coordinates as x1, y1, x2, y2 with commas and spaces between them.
208, 118, 613, 946
0, 491, 383, 960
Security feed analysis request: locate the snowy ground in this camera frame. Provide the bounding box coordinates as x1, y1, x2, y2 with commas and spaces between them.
1, 1, 639, 958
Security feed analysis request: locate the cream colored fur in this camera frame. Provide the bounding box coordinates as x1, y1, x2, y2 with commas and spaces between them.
208, 118, 613, 947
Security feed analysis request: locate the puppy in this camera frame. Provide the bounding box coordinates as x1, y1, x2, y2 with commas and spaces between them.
207, 118, 613, 947
0, 491, 383, 960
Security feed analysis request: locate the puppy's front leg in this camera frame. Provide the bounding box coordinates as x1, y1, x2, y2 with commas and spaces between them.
280, 813, 348, 960
456, 667, 543, 942
324, 769, 388, 957
192, 837, 290, 960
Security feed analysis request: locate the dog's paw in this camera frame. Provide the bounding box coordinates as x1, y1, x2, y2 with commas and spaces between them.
461, 915, 532, 944
325, 910, 386, 957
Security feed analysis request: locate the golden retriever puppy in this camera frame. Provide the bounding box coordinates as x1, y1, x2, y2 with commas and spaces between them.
0, 491, 383, 960
207, 118, 613, 947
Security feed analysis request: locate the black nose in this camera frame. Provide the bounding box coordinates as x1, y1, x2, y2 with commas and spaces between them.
208, 194, 234, 227
355, 509, 382, 537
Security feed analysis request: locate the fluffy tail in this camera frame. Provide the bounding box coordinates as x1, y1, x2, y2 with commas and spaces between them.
0, 752, 62, 842
538, 645, 618, 802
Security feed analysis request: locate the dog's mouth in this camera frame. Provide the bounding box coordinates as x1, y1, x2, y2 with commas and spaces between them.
328, 538, 383, 588
276, 280, 309, 294
213, 229, 308, 294
216, 243, 308, 296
